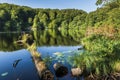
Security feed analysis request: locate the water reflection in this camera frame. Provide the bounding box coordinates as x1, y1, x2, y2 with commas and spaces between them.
32, 29, 81, 46
0, 49, 39, 80
0, 29, 81, 51
0, 30, 80, 51
0, 32, 22, 51
0, 29, 82, 80
0, 46, 82, 80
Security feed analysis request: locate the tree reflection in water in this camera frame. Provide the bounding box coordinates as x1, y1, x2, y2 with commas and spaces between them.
0, 29, 81, 51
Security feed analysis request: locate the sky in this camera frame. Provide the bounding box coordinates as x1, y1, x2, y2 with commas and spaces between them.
0, 0, 99, 12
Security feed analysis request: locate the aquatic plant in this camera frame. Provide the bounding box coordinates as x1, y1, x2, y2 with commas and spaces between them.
70, 26, 120, 79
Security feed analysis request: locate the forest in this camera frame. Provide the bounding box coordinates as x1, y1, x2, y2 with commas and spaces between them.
0, 3, 87, 31
0, 0, 119, 31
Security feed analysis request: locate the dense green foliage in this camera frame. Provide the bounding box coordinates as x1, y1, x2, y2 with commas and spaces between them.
86, 0, 120, 28
96, 0, 120, 5
70, 26, 120, 79
0, 1, 120, 31
69, 0, 120, 79
0, 3, 87, 31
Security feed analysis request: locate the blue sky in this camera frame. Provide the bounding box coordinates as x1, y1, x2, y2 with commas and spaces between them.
0, 0, 99, 12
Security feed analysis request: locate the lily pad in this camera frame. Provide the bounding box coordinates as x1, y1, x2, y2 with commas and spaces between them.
53, 52, 63, 57
1, 72, 8, 77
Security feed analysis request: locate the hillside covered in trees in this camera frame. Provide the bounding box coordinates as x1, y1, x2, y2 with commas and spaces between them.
0, 3, 87, 31
0, 0, 119, 31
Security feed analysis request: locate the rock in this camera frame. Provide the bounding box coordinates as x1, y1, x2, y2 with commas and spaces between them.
71, 68, 82, 77
78, 46, 84, 50
53, 63, 68, 77
78, 47, 82, 50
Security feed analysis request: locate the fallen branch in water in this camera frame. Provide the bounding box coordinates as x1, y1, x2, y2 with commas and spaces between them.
30, 50, 54, 80
16, 34, 54, 80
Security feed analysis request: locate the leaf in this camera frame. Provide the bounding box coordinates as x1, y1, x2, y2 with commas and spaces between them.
1, 72, 8, 77
53, 52, 63, 57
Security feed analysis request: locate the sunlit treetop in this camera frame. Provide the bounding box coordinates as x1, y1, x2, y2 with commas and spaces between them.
96, 0, 119, 5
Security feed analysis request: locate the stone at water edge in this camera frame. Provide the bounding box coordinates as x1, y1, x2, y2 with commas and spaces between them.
71, 68, 82, 77
53, 63, 68, 77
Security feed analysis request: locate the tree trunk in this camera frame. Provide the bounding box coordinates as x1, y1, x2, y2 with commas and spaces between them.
16, 34, 54, 80
29, 49, 54, 80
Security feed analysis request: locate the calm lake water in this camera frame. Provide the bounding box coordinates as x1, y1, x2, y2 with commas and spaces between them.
0, 30, 83, 80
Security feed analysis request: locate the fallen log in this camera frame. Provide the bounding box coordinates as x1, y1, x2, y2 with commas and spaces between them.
31, 50, 54, 80
16, 34, 54, 80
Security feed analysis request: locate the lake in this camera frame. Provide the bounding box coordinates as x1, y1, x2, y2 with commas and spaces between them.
0, 30, 83, 80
